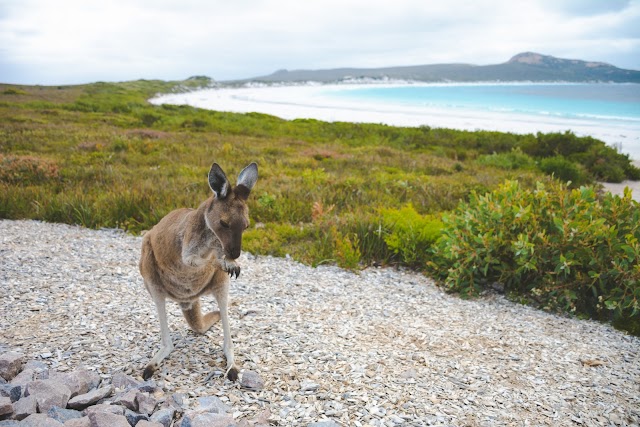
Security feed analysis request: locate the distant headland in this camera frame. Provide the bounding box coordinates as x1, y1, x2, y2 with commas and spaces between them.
233, 52, 640, 84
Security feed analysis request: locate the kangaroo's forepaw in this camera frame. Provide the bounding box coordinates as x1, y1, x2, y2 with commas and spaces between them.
143, 363, 157, 381
222, 259, 241, 279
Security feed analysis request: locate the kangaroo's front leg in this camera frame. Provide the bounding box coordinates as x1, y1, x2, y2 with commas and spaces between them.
213, 278, 239, 381
143, 291, 174, 380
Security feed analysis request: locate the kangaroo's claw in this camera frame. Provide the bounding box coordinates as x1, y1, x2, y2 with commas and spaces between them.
222, 258, 241, 279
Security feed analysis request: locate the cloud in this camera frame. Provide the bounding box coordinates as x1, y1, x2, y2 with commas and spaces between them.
0, 0, 638, 84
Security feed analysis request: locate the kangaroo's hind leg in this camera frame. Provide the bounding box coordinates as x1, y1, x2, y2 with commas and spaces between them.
181, 298, 220, 334
143, 288, 174, 380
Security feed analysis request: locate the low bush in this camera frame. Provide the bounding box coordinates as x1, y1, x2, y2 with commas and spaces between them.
0, 155, 60, 184
431, 180, 640, 334
538, 156, 590, 187
380, 204, 443, 268
477, 147, 536, 170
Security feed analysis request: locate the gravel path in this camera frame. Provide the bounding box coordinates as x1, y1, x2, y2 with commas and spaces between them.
1, 219, 639, 426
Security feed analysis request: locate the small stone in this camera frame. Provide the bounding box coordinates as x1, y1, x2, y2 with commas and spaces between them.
87, 411, 131, 427
239, 370, 264, 391
19, 413, 63, 427
64, 418, 91, 427
111, 373, 140, 391
67, 385, 114, 410
24, 361, 49, 380
190, 413, 235, 427
47, 406, 83, 423
112, 389, 139, 411
0, 383, 21, 402
124, 408, 150, 426
195, 396, 230, 414
0, 396, 13, 416
0, 352, 24, 381
83, 403, 125, 416
399, 368, 418, 379
307, 422, 341, 427
137, 421, 165, 427
24, 379, 71, 413
12, 395, 37, 420
300, 381, 320, 392
150, 407, 175, 427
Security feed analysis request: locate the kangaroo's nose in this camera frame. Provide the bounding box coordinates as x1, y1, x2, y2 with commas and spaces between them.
228, 247, 241, 260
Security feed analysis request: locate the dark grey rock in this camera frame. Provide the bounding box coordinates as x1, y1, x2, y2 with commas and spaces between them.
124, 408, 150, 426
239, 370, 264, 391
161, 393, 185, 413
136, 392, 157, 416
47, 406, 83, 423
176, 416, 192, 427
111, 373, 140, 391
67, 385, 114, 410
0, 383, 21, 402
87, 411, 131, 427
24, 379, 71, 413
149, 407, 175, 427
12, 395, 36, 420
19, 413, 63, 427
134, 381, 159, 394
0, 353, 23, 382
112, 389, 138, 411
0, 396, 12, 416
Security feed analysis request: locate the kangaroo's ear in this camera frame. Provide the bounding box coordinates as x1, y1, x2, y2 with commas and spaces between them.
208, 163, 230, 199
236, 162, 258, 192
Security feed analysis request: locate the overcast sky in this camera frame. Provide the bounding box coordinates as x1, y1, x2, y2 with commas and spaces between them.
1, 0, 639, 85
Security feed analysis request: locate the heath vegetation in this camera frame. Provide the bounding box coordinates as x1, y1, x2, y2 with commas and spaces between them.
1, 79, 638, 334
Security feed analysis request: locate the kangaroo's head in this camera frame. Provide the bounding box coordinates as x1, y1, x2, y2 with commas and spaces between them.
206, 162, 258, 260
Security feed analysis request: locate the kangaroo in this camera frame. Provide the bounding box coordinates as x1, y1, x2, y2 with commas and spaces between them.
139, 161, 258, 382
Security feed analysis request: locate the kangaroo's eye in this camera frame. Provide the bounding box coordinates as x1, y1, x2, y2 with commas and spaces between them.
220, 220, 230, 229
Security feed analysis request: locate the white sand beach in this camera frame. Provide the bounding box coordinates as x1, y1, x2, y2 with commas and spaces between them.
151, 84, 640, 200
151, 83, 640, 160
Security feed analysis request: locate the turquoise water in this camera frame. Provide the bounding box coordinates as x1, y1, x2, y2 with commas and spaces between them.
327, 83, 640, 123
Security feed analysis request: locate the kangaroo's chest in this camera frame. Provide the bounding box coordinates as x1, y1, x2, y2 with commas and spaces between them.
160, 256, 220, 302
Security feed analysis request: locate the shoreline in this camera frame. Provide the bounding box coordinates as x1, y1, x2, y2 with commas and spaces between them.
151, 82, 640, 160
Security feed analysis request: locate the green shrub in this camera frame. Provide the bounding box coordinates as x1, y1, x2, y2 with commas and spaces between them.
380, 204, 443, 268
431, 180, 640, 333
477, 147, 536, 170
539, 156, 590, 186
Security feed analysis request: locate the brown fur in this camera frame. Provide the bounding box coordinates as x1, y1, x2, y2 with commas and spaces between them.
139, 162, 258, 381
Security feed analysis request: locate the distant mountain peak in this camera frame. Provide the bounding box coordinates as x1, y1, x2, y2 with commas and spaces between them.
508, 52, 612, 68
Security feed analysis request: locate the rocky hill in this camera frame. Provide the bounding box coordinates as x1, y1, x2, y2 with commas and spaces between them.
241, 52, 640, 83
